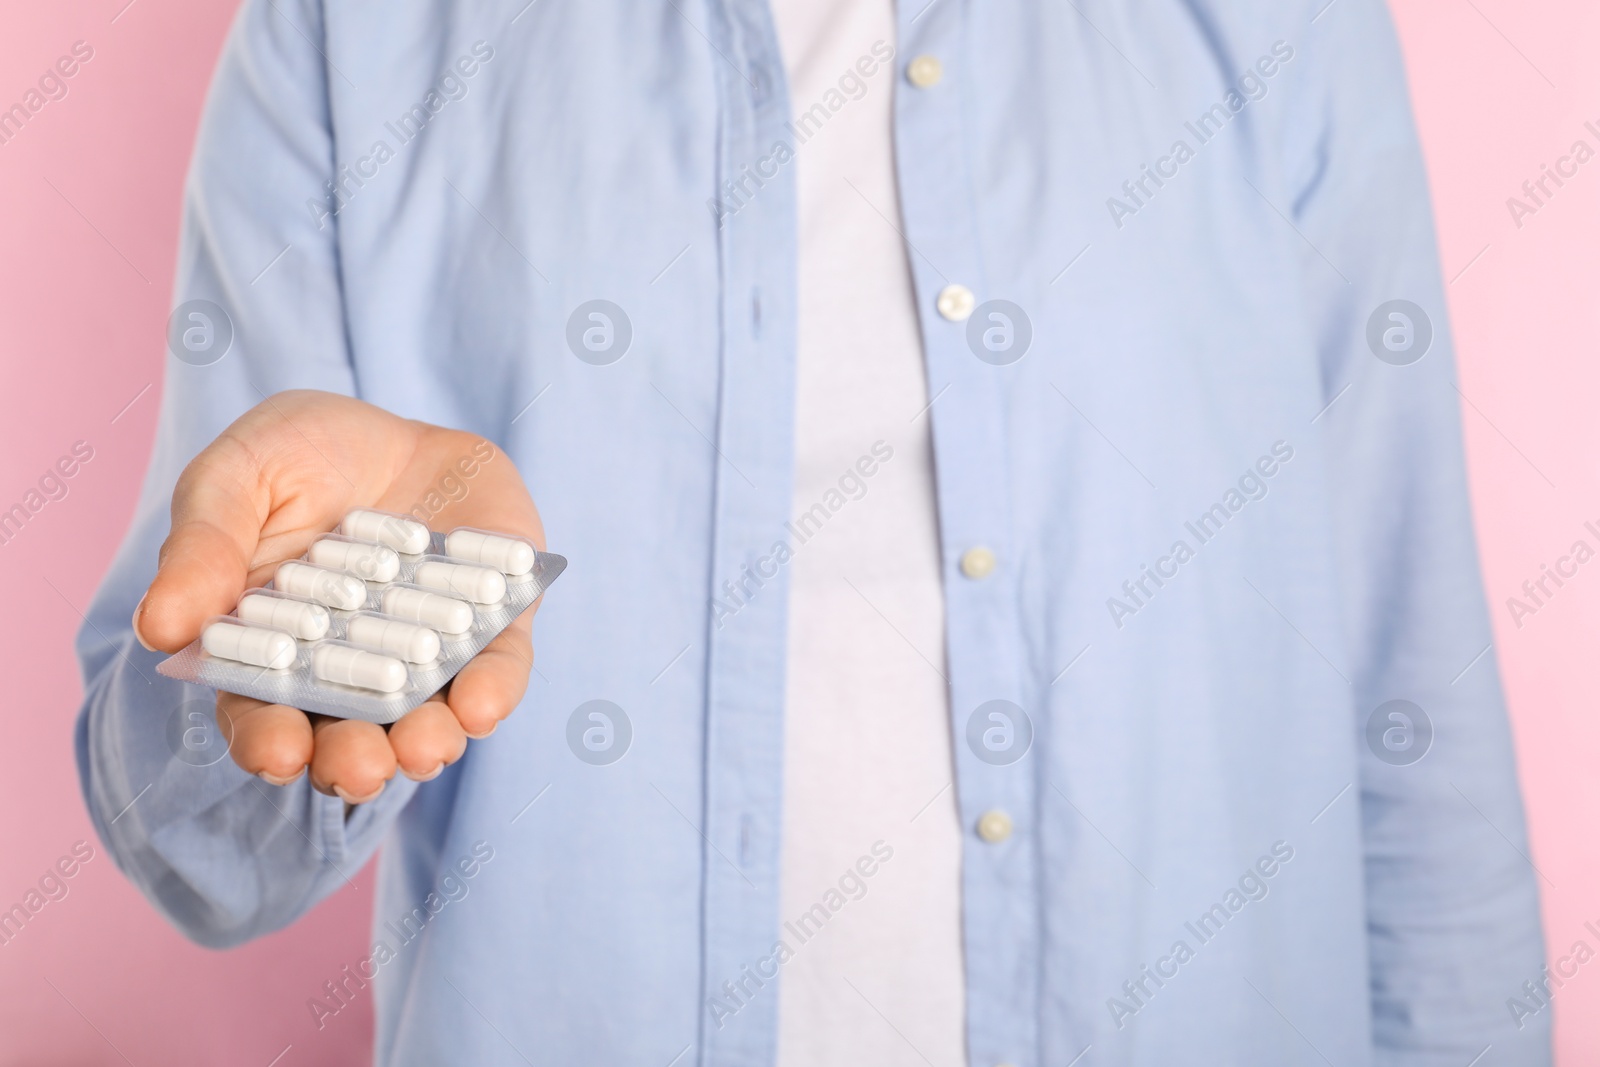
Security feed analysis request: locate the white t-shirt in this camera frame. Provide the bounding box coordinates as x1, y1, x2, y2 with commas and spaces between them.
771, 0, 967, 1062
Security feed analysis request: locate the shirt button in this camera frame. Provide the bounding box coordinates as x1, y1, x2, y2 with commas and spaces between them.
977, 809, 1013, 843
960, 546, 996, 579
906, 54, 943, 88
937, 284, 975, 321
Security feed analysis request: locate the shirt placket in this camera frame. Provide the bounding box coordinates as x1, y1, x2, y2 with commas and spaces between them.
699, 0, 800, 1063
893, 1, 1042, 1064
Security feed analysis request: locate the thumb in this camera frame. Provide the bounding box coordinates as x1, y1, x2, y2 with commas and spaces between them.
135, 441, 264, 653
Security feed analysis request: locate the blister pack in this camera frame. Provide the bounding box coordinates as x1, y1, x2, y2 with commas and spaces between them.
156, 509, 566, 724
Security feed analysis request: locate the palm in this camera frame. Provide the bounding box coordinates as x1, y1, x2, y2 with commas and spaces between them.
136, 390, 545, 802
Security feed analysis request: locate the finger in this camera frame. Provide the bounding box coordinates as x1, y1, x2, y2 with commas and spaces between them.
137, 436, 267, 652
387, 699, 469, 781
219, 692, 313, 784
309, 716, 398, 803
447, 612, 534, 738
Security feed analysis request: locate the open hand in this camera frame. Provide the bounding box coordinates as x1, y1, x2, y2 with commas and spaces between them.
133, 390, 545, 803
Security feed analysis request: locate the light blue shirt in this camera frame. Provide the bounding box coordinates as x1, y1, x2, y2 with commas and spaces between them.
75, 0, 1551, 1063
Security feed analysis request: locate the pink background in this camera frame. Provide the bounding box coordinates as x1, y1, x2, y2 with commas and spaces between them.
1, 0, 1596, 1062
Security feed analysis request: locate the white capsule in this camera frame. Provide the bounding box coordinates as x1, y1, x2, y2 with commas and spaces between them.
202, 621, 297, 670
381, 586, 475, 634
415, 559, 506, 604
341, 509, 431, 555
275, 561, 368, 611
237, 593, 330, 640
346, 615, 442, 664
311, 643, 408, 693
308, 537, 400, 583
444, 529, 536, 576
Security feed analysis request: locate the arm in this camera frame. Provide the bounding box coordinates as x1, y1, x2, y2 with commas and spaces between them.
74, 0, 538, 947
1286, 2, 1550, 1060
